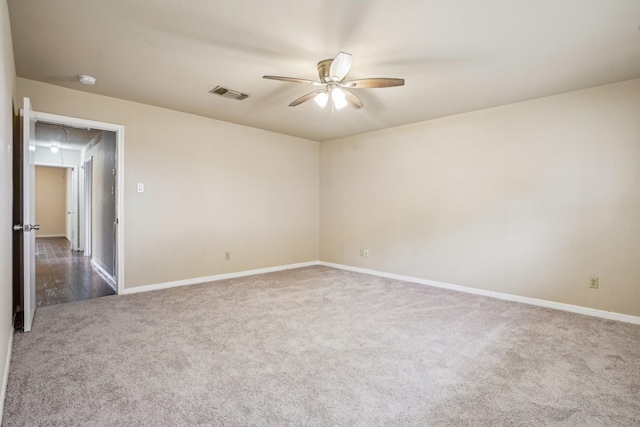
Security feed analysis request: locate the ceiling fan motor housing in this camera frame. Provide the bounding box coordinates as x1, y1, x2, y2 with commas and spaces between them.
317, 59, 334, 82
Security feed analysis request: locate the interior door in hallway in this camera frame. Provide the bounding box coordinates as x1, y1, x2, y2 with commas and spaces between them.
17, 97, 38, 332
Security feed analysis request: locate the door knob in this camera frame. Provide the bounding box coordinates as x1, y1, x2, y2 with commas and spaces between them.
12, 224, 40, 231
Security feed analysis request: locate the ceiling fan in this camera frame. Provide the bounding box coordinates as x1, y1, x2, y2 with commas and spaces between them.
263, 52, 404, 110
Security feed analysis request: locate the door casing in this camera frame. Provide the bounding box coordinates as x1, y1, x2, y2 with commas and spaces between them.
28, 109, 126, 296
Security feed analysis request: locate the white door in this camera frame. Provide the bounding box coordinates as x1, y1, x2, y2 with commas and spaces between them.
71, 167, 79, 251
21, 97, 38, 332
67, 167, 80, 251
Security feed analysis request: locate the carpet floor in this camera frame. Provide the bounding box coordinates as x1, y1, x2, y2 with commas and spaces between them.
3, 266, 640, 426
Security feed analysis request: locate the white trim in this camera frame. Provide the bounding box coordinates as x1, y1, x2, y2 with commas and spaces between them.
0, 327, 14, 423
34, 234, 66, 238
34, 161, 76, 168
31, 111, 125, 295
319, 262, 640, 326
123, 261, 320, 295
119, 259, 640, 325
91, 259, 116, 290
32, 112, 120, 134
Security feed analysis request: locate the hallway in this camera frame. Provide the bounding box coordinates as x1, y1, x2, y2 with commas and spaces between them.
36, 237, 115, 306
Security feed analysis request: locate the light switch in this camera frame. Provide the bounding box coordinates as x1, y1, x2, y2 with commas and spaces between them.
137, 183, 144, 193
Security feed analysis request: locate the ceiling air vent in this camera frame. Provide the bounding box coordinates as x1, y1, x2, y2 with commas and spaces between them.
209, 86, 249, 101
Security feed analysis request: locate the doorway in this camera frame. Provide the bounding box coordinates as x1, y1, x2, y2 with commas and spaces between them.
33, 121, 120, 305
14, 100, 125, 331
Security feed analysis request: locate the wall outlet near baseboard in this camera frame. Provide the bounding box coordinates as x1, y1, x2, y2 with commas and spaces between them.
225, 252, 231, 261
360, 249, 369, 257
589, 276, 599, 289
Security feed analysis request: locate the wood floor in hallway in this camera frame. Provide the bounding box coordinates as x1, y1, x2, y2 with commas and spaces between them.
36, 237, 116, 306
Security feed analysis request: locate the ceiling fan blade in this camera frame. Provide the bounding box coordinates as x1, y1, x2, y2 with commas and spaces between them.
343, 78, 405, 88
289, 90, 326, 107
343, 90, 363, 109
263, 76, 324, 86
329, 52, 352, 82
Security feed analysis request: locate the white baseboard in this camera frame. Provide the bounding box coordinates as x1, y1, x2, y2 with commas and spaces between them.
90, 259, 116, 291
123, 261, 320, 295
118, 258, 640, 325
0, 327, 14, 424
319, 261, 640, 326
35, 234, 66, 238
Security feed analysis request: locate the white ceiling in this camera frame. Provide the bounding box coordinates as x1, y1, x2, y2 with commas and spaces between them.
35, 122, 101, 151
8, 0, 640, 142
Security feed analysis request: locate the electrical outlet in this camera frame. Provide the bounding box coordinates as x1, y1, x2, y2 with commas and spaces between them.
589, 276, 599, 289
360, 249, 369, 257
225, 252, 231, 261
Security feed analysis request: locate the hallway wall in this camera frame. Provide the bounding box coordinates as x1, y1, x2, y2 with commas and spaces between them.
82, 131, 116, 277
34, 166, 67, 237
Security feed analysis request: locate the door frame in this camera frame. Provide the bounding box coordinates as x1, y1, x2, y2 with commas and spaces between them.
70, 166, 79, 250
32, 111, 125, 294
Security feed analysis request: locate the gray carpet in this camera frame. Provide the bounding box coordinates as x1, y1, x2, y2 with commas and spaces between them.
3, 266, 640, 426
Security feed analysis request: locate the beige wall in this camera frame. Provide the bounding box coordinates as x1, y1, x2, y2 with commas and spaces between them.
34, 166, 67, 237
18, 78, 320, 288
0, 0, 16, 419
321, 78, 640, 317
19, 77, 640, 317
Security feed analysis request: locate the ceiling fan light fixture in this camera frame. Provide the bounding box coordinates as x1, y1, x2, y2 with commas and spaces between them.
314, 91, 329, 108
333, 97, 347, 110
263, 51, 404, 110
332, 88, 347, 110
